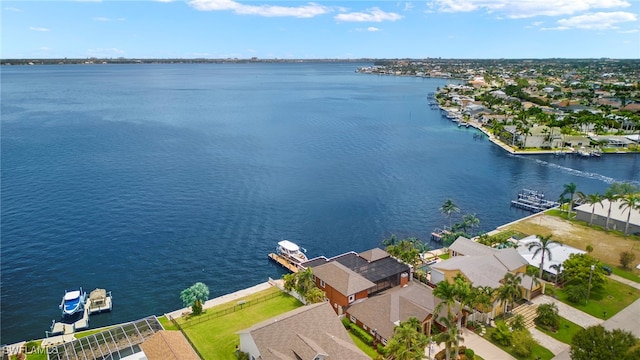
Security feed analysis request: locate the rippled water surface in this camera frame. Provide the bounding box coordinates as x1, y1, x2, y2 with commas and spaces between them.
1, 63, 638, 343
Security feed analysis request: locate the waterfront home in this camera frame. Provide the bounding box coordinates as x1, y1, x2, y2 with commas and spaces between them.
311, 261, 376, 314
516, 235, 585, 277
305, 248, 411, 315
526, 125, 563, 149
237, 302, 369, 360
574, 199, 640, 235
345, 281, 450, 345
430, 237, 537, 316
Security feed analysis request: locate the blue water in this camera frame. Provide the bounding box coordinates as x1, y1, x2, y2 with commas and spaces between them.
1, 63, 638, 344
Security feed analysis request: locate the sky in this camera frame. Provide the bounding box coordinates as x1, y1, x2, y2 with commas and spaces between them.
2, 0, 639, 59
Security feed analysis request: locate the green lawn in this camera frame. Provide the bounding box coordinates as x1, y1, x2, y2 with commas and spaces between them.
484, 328, 554, 360
536, 316, 583, 344
347, 332, 377, 359
181, 290, 303, 360
610, 266, 640, 283
157, 315, 178, 330
555, 279, 640, 319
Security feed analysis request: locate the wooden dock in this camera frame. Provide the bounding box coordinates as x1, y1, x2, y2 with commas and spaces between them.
430, 228, 449, 242
268, 253, 300, 273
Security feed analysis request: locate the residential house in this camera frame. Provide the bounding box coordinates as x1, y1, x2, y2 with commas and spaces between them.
430, 237, 535, 316
525, 125, 563, 148
345, 281, 450, 345
574, 199, 640, 235
237, 302, 370, 360
311, 261, 376, 314
516, 235, 586, 277
306, 248, 411, 314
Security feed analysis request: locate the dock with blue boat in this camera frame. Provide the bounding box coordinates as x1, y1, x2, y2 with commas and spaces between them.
44, 288, 112, 345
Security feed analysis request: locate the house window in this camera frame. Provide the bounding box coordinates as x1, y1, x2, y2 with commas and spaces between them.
363, 324, 368, 331
334, 303, 338, 308
320, 280, 325, 288
370, 328, 375, 335
348, 294, 355, 303
382, 339, 388, 346
350, 315, 356, 323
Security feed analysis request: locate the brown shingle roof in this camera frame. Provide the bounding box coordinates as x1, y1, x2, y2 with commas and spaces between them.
239, 302, 369, 360
346, 282, 439, 341
312, 261, 375, 296
359, 248, 390, 262
139, 331, 200, 360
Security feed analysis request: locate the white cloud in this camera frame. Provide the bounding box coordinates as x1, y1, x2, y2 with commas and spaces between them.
335, 7, 403, 22
368, 26, 381, 31
4, 7, 22, 12
188, 0, 330, 18
618, 28, 639, 33
29, 27, 50, 32
39, 46, 51, 51
427, 0, 631, 19
403, 2, 414, 11
555, 11, 637, 29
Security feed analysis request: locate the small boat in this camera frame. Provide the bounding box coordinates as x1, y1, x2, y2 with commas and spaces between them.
60, 288, 86, 317
276, 240, 308, 264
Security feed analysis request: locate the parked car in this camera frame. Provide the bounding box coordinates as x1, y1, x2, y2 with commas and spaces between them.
601, 265, 613, 275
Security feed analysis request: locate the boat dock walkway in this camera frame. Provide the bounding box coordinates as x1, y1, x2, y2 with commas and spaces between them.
43, 307, 90, 346
268, 253, 300, 273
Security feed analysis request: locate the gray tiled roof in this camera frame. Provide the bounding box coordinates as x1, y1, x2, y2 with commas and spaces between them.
239, 302, 369, 360
494, 248, 529, 271
449, 237, 496, 256
432, 247, 528, 289
312, 261, 376, 295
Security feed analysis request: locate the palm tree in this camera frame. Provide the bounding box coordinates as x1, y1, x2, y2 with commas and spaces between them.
603, 190, 619, 230
561, 182, 578, 218
462, 213, 480, 235
434, 280, 457, 318
385, 317, 429, 360
440, 199, 460, 228
295, 267, 316, 295
577, 192, 604, 225
549, 263, 563, 285
497, 272, 522, 314
618, 193, 640, 236
528, 234, 562, 279
435, 315, 463, 360
473, 286, 496, 324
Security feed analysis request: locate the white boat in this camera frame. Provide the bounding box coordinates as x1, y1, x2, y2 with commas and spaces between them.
60, 288, 86, 317
276, 240, 308, 264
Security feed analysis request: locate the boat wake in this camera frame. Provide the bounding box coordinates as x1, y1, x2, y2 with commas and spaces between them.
527, 158, 640, 186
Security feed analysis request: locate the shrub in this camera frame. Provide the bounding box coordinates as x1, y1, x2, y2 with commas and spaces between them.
512, 329, 536, 357
620, 251, 636, 269
543, 286, 556, 297
464, 348, 475, 359
566, 284, 588, 304
341, 317, 351, 329
509, 314, 526, 331
491, 320, 512, 346
346, 322, 374, 345
377, 343, 387, 356
535, 303, 560, 331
